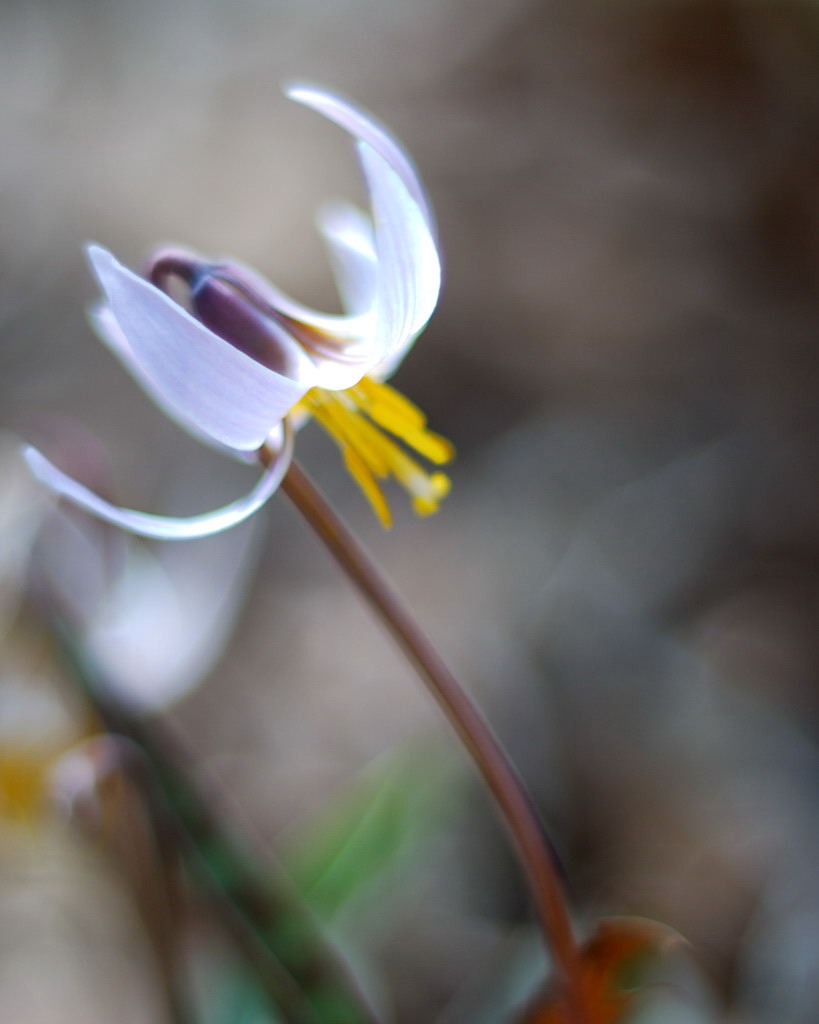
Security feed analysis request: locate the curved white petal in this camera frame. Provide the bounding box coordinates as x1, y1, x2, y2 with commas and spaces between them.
317, 201, 377, 317
283, 83, 442, 382
22, 426, 292, 540
89, 303, 252, 462
280, 143, 441, 390
221, 257, 382, 391
87, 245, 315, 451
286, 83, 436, 234
304, 341, 378, 390
222, 258, 367, 343
357, 142, 441, 375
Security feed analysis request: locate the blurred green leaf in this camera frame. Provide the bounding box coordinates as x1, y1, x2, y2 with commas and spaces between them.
285, 751, 443, 920
205, 968, 285, 1024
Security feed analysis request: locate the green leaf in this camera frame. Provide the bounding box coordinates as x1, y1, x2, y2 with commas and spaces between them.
204, 967, 285, 1024
285, 750, 444, 920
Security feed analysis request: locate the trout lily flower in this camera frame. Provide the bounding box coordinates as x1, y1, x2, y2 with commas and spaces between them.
24, 85, 452, 539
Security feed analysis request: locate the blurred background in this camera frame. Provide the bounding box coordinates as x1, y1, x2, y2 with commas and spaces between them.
2, 0, 819, 1021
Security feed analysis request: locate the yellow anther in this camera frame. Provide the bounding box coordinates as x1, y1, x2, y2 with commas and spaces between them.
342, 447, 392, 528
295, 376, 454, 527
351, 377, 428, 427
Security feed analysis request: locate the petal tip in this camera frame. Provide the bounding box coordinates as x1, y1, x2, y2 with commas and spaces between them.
21, 444, 47, 479
284, 80, 329, 106
85, 243, 121, 288
85, 241, 111, 268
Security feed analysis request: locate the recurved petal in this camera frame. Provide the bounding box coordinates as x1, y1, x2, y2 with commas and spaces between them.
303, 199, 384, 390
357, 142, 442, 374
286, 83, 436, 234
217, 255, 381, 392
215, 257, 367, 344
22, 425, 293, 540
87, 246, 314, 452
91, 301, 236, 462
317, 201, 377, 317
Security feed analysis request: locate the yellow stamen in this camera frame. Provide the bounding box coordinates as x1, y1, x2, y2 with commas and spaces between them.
351, 378, 455, 464
295, 376, 454, 527
352, 377, 427, 427
342, 447, 392, 528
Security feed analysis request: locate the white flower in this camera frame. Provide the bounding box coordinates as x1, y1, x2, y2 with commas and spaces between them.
25, 84, 452, 538
33, 485, 261, 712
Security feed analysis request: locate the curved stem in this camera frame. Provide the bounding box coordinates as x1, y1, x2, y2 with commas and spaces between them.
277, 458, 586, 1022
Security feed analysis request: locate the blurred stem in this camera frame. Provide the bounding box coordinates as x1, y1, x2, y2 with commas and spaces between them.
278, 458, 587, 1023
65, 736, 193, 1024
50, 619, 382, 1024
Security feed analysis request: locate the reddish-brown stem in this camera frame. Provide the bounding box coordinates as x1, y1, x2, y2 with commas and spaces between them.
277, 457, 587, 1023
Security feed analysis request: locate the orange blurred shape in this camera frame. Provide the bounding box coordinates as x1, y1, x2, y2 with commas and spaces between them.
520, 916, 686, 1024
0, 749, 55, 820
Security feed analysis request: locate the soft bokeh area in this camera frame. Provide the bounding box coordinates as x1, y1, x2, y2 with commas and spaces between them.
2, 1, 819, 1021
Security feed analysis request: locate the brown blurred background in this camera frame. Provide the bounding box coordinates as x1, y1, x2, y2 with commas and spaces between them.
2, 1, 819, 1021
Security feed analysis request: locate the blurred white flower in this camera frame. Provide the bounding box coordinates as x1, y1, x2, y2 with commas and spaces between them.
0, 436, 87, 822
33, 490, 260, 713
25, 84, 451, 537
0, 428, 258, 826
82, 524, 259, 712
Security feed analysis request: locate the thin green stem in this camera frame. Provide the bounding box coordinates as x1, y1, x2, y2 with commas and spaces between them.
278, 458, 586, 1023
